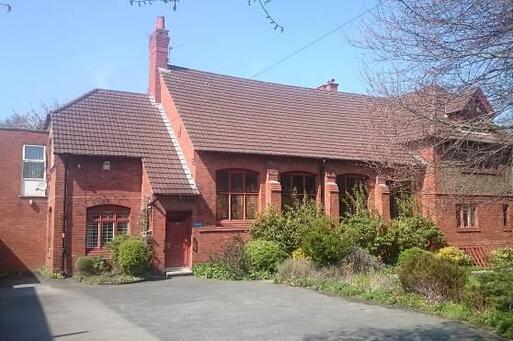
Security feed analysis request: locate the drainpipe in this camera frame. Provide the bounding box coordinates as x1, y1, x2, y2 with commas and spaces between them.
61, 154, 69, 275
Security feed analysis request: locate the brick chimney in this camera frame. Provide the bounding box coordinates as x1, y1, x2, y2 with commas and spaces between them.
317, 79, 339, 92
149, 16, 170, 102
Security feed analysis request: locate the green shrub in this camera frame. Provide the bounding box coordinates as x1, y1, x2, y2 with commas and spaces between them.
342, 212, 383, 255
472, 267, 513, 312
117, 237, 151, 276
292, 247, 310, 261
482, 310, 513, 339
38, 266, 64, 279
107, 234, 130, 266
250, 202, 329, 254
302, 222, 351, 267
397, 251, 469, 303
436, 246, 473, 266
343, 247, 383, 274
381, 215, 446, 263
244, 240, 288, 274
75, 256, 109, 275
487, 247, 513, 268
397, 247, 432, 266
192, 262, 239, 280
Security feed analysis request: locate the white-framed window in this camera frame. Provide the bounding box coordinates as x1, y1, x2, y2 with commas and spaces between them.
21, 145, 46, 197
456, 204, 477, 228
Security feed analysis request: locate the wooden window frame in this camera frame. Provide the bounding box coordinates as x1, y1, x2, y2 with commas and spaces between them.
280, 172, 317, 209
86, 206, 130, 250
216, 170, 259, 221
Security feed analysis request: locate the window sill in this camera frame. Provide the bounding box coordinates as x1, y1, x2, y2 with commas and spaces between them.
503, 229, 512, 233
456, 228, 481, 233
461, 168, 503, 176
19, 195, 47, 199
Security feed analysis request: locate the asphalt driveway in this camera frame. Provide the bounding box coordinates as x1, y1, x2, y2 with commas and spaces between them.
0, 276, 502, 340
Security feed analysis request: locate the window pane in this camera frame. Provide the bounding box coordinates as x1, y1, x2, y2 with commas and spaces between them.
281, 175, 291, 193
102, 210, 115, 220
305, 176, 316, 195
102, 222, 114, 244
88, 210, 100, 220
24, 146, 44, 160
216, 194, 229, 219
231, 194, 243, 219
282, 194, 292, 209
470, 207, 476, 227
118, 209, 130, 219
463, 207, 470, 227
292, 175, 305, 195
347, 177, 357, 194
86, 223, 99, 248
216, 171, 229, 192
245, 173, 259, 193
117, 222, 128, 235
231, 173, 244, 193
23, 162, 44, 179
246, 195, 258, 219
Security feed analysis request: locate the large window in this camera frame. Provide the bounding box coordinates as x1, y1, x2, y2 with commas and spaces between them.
387, 180, 413, 218
337, 175, 368, 218
456, 204, 477, 228
21, 145, 46, 197
86, 206, 130, 249
216, 170, 259, 220
280, 173, 316, 209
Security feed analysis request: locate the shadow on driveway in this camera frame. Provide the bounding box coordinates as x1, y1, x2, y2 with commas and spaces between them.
0, 282, 52, 341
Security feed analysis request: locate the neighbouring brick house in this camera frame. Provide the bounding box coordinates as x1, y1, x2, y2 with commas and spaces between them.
1, 17, 512, 274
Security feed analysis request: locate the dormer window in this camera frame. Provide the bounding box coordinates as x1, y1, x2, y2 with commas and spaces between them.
21, 145, 46, 197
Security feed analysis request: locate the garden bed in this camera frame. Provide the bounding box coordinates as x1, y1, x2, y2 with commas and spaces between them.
74, 272, 145, 285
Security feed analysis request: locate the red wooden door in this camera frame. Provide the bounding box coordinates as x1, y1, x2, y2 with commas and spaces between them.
165, 212, 192, 268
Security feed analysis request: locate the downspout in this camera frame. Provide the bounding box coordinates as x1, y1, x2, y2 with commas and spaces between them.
61, 154, 69, 275
320, 159, 326, 212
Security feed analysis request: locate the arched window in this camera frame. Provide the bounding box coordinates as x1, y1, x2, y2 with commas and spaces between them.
86, 205, 130, 249
337, 175, 368, 218
216, 170, 259, 220
280, 173, 316, 209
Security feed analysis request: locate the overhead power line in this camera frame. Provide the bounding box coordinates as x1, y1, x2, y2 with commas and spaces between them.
250, 4, 379, 79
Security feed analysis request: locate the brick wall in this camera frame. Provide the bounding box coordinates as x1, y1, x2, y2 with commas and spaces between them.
422, 194, 513, 248
185, 151, 387, 262
0, 128, 48, 272
48, 155, 144, 274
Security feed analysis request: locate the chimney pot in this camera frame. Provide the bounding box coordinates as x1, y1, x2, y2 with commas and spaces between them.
156, 16, 165, 30
317, 79, 339, 92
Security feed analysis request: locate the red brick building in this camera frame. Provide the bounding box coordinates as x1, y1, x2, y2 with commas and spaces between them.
1, 17, 512, 274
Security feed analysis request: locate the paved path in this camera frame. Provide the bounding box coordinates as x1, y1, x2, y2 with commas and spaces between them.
0, 276, 502, 340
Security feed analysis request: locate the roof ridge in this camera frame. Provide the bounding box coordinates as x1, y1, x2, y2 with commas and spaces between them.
162, 65, 375, 99
52, 88, 149, 116
51, 88, 101, 115
0, 127, 48, 134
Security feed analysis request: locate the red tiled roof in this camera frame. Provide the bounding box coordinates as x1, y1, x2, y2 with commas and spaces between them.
161, 66, 419, 165
51, 89, 197, 195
